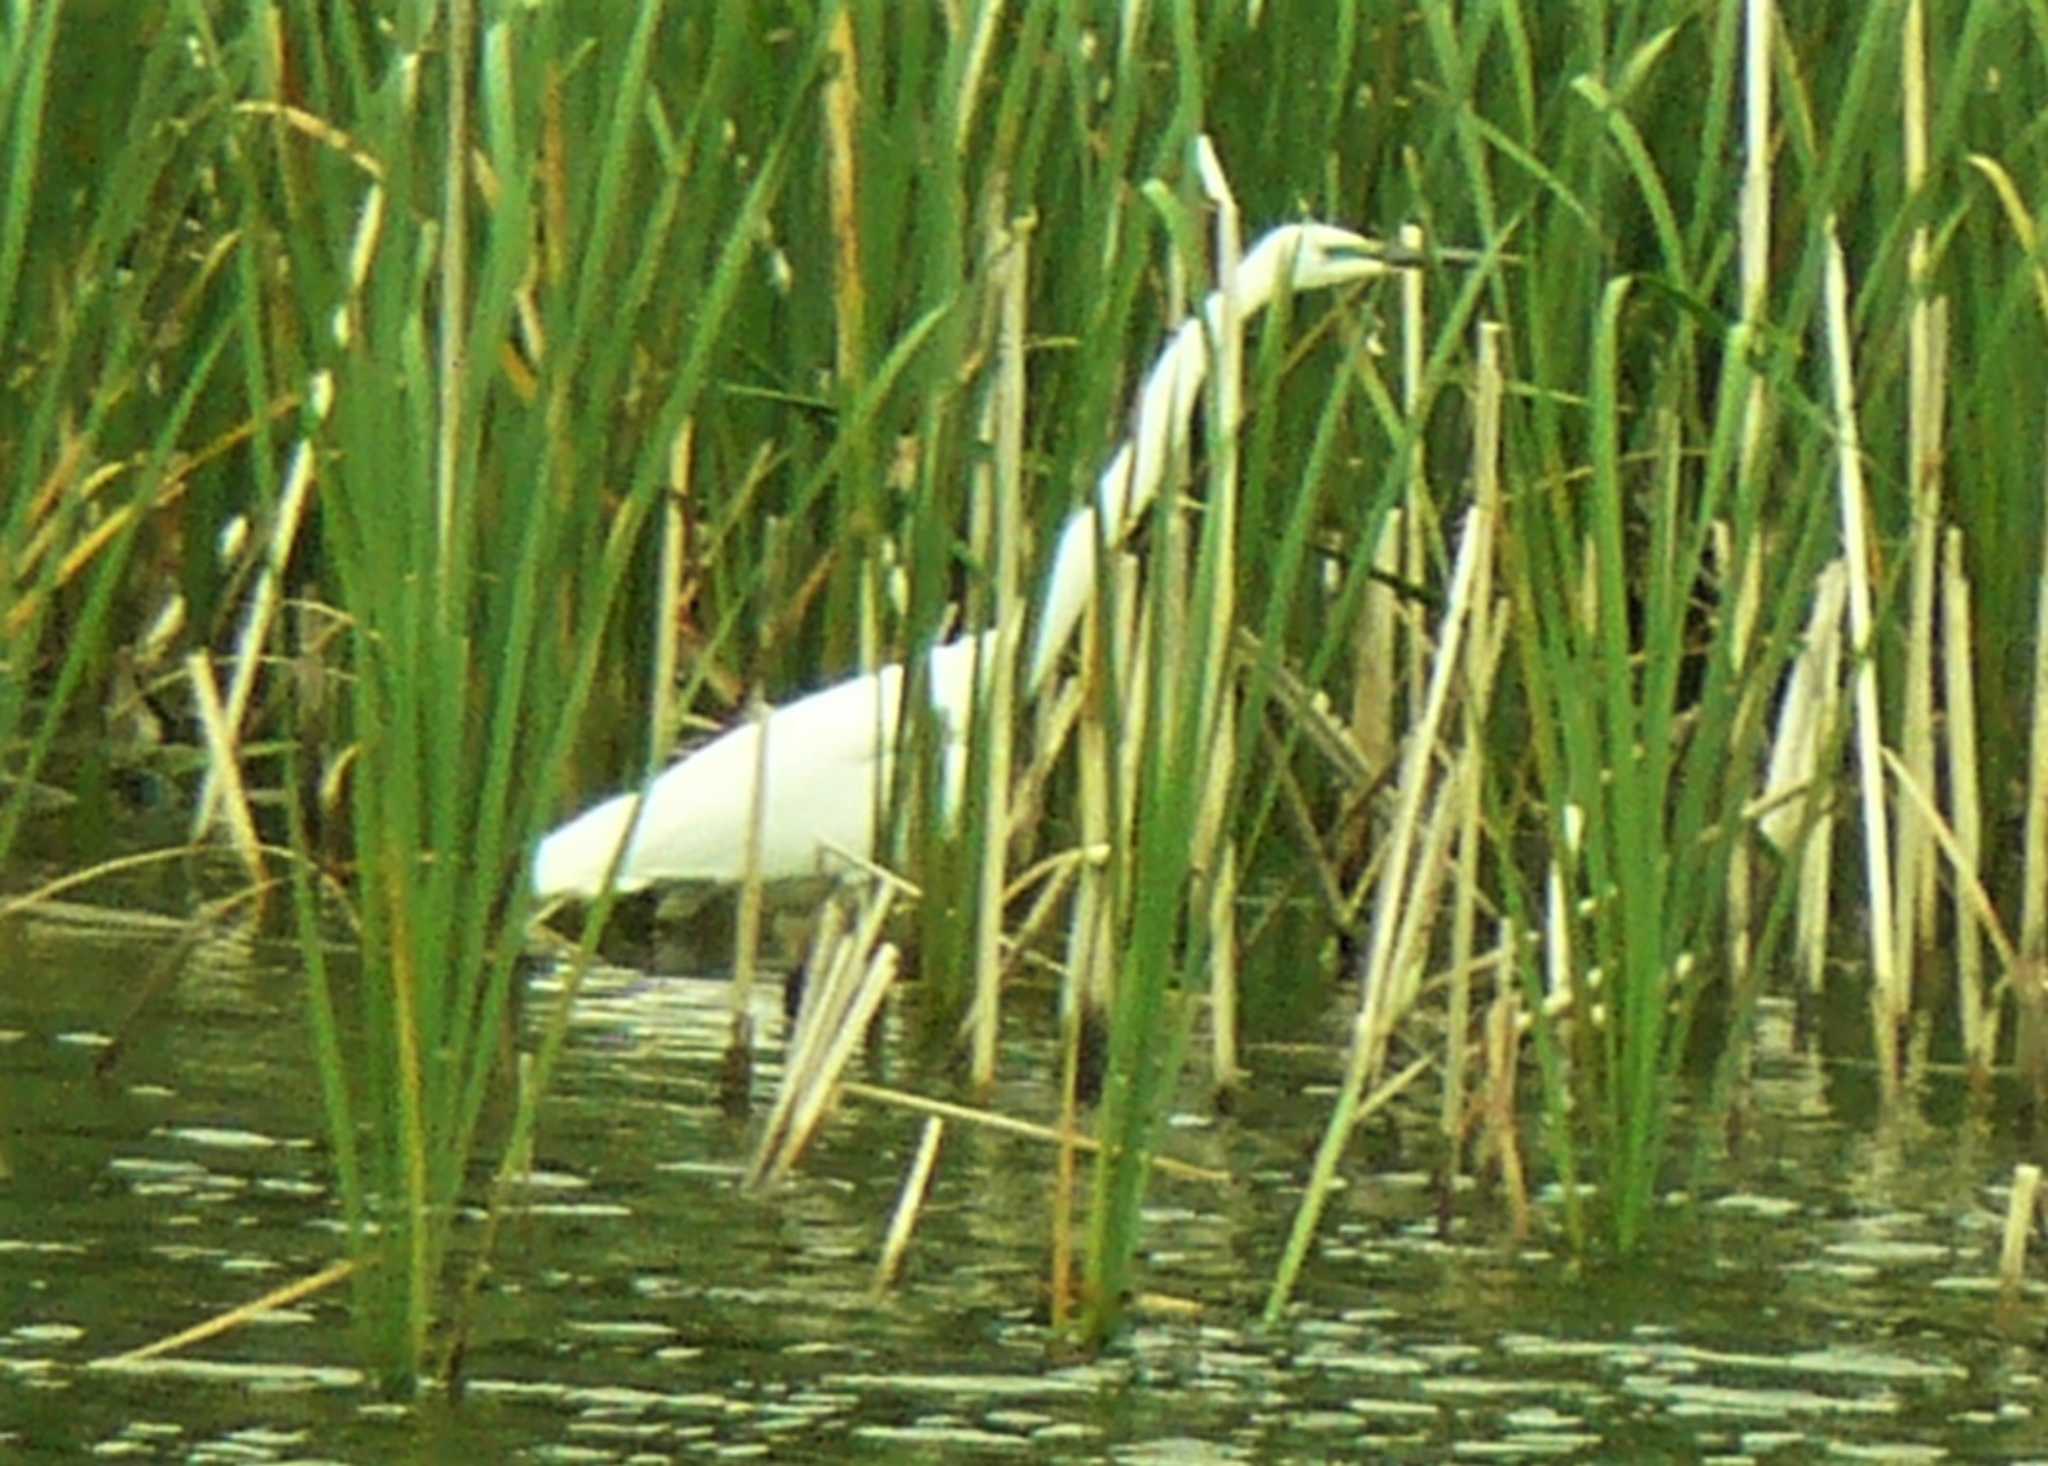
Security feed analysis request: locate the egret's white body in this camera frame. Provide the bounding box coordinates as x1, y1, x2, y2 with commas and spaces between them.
534, 222, 1404, 902
532, 632, 989, 900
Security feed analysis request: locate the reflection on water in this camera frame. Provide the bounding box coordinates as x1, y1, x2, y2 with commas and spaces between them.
1, 907, 2045, 1461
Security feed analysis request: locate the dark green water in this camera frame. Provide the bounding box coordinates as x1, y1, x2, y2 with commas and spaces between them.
2, 902, 2044, 1462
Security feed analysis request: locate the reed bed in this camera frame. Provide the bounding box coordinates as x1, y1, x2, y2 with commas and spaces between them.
10, 0, 2048, 1378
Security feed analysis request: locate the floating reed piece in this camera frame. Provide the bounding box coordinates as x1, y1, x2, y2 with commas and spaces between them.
2000, 1163, 2041, 1295
836, 1081, 1226, 1186
91, 1258, 364, 1369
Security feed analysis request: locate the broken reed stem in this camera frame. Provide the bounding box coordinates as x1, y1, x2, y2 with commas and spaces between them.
1012, 673, 1084, 841
1485, 969, 1530, 1243
93, 1257, 363, 1367
1063, 567, 1114, 1048
1000, 844, 1095, 964
872, 1117, 945, 1295
1877, 746, 2017, 975
747, 880, 898, 1188
1384, 753, 1478, 1053
1207, 846, 1241, 1095
750, 940, 901, 1191
2000, 1162, 2040, 1295
1358, 504, 1491, 1019
193, 437, 321, 838
1263, 717, 1358, 923
0, 859, 165, 926
186, 652, 267, 889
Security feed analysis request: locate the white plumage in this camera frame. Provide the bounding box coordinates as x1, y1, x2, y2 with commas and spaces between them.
532, 633, 988, 899
533, 222, 1405, 902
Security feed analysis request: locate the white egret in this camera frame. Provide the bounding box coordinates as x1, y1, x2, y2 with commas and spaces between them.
532, 222, 1408, 902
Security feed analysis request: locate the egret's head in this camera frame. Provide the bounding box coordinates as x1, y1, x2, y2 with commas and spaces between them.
1280, 223, 1421, 291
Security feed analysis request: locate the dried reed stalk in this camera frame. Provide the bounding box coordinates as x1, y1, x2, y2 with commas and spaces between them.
969, 213, 1029, 1091
1820, 221, 1903, 1083
872, 1118, 945, 1295
1895, 0, 1942, 997
1941, 529, 1991, 1071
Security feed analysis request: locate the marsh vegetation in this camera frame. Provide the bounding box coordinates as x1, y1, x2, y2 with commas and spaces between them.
6, 0, 2048, 1394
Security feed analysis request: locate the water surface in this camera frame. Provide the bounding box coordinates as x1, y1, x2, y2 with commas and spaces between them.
2, 906, 2043, 1461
